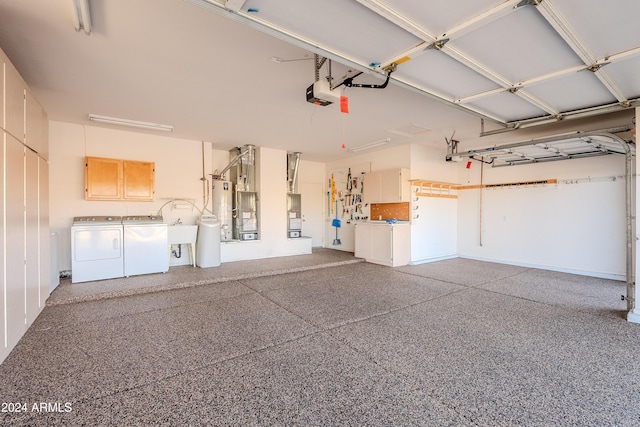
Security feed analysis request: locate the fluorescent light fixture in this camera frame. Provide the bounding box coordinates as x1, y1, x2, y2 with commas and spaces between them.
70, 0, 92, 35
88, 114, 174, 132
271, 56, 313, 63
348, 138, 391, 153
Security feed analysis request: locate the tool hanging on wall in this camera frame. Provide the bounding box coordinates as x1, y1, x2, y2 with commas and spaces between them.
332, 199, 341, 245
330, 173, 336, 214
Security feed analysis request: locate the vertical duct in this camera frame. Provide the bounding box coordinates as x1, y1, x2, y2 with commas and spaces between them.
288, 152, 301, 193
222, 144, 255, 191
244, 144, 255, 192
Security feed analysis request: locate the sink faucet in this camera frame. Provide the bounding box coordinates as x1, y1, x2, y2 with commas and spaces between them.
171, 218, 182, 225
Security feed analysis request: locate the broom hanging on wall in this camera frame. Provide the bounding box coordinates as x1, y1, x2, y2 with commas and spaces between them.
332, 198, 341, 245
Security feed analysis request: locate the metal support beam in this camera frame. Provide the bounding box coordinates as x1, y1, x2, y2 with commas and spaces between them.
533, 0, 629, 103
481, 99, 640, 136
354, 0, 435, 42
604, 46, 640, 64
357, 0, 559, 116
184, 0, 506, 126
461, 127, 634, 163
188, 0, 639, 133
459, 43, 640, 107
436, 0, 523, 40
534, 144, 570, 158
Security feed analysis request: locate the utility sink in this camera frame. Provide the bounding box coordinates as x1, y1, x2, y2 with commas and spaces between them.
168, 225, 198, 245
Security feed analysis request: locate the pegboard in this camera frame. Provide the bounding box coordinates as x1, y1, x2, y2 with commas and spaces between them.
370, 202, 410, 221
327, 163, 370, 222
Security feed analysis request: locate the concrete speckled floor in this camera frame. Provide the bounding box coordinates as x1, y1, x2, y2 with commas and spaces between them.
1, 250, 639, 426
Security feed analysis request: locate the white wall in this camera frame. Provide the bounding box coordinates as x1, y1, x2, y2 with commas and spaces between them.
409, 143, 459, 182
50, 122, 212, 270
49, 120, 633, 281
409, 143, 459, 263
297, 160, 326, 247
327, 143, 411, 171
220, 146, 313, 261
457, 154, 628, 279
324, 143, 411, 251
50, 122, 319, 271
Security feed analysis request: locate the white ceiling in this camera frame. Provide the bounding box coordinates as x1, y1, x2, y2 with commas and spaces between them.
0, 0, 637, 162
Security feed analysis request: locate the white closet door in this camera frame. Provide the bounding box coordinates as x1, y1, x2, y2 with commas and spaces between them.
25, 149, 39, 325
298, 182, 324, 247
1, 132, 6, 359
5, 134, 25, 350
39, 158, 51, 304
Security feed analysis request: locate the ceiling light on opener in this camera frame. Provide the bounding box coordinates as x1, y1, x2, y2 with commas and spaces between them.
88, 114, 174, 132
348, 138, 391, 153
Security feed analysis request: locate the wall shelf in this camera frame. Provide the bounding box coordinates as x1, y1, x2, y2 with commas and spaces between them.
410, 180, 459, 199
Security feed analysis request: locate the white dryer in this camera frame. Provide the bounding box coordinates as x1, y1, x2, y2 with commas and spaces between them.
71, 216, 124, 283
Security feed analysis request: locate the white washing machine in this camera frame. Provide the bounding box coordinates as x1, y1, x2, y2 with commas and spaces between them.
71, 216, 124, 283
123, 215, 169, 276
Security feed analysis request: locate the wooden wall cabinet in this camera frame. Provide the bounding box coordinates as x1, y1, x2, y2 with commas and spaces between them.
85, 156, 122, 200
85, 156, 155, 201
123, 160, 155, 200
363, 168, 411, 203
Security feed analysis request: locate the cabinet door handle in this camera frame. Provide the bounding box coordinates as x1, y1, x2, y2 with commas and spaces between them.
114, 238, 119, 250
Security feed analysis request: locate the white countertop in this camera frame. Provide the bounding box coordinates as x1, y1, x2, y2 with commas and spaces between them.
359, 220, 410, 225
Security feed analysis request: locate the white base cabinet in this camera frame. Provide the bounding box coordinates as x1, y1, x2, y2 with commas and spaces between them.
355, 222, 410, 267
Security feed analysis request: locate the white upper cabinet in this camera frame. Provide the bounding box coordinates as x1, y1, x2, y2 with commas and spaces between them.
26, 90, 49, 159
0, 51, 4, 129
363, 168, 410, 203
1, 49, 49, 158
3, 54, 27, 142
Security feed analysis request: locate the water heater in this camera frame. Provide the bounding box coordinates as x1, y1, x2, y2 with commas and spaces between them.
212, 180, 233, 241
